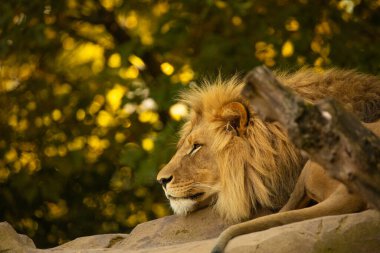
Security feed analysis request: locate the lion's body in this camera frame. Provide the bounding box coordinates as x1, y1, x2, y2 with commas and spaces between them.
156, 69, 380, 252
278, 69, 380, 122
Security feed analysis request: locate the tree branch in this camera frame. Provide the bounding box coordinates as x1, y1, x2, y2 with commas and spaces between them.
243, 66, 380, 210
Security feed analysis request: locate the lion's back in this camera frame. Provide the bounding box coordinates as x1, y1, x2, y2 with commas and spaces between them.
277, 69, 380, 123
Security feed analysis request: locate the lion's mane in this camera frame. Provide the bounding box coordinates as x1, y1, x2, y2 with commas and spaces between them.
178, 70, 380, 223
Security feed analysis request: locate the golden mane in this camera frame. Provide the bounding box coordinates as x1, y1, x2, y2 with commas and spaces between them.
179, 76, 303, 222
174, 69, 379, 223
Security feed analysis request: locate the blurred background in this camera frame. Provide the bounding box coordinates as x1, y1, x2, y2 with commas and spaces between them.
0, 0, 379, 248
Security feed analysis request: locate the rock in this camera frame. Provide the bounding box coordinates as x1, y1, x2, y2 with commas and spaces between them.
0, 221, 36, 253
1, 210, 379, 253
52, 234, 128, 250
113, 207, 230, 249
222, 209, 380, 253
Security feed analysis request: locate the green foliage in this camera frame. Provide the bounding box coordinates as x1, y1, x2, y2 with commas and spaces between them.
0, 0, 379, 248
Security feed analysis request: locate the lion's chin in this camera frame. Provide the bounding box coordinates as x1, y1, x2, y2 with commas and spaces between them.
170, 199, 197, 215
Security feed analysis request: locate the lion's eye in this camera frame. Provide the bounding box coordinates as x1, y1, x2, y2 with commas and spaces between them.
188, 143, 202, 156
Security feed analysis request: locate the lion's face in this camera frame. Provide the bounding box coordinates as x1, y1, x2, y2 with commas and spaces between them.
155, 78, 315, 222
156, 120, 220, 215
157, 90, 252, 216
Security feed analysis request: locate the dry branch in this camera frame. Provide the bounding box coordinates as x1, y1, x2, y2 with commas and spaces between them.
243, 66, 380, 210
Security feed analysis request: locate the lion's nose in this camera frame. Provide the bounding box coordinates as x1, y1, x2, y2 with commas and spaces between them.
157, 175, 173, 189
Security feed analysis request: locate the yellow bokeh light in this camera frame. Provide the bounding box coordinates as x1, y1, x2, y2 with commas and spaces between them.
19, 218, 38, 232
255, 41, 277, 67
115, 132, 127, 143
178, 65, 194, 84
67, 0, 77, 9
142, 138, 154, 151
5, 148, 18, 162
43, 115, 51, 126
311, 39, 322, 53
92, 59, 104, 73
0, 167, 10, 183
215, 0, 227, 8
125, 12, 138, 29
153, 2, 169, 16
297, 56, 306, 65
62, 36, 75, 50
58, 146, 67, 157
19, 64, 34, 80
161, 22, 173, 34
44, 146, 58, 157
314, 57, 324, 67
100, 0, 122, 11
67, 136, 86, 151
141, 34, 153, 45
47, 200, 68, 219
44, 27, 57, 40
58, 41, 105, 74
152, 203, 169, 218
160, 62, 175, 76
128, 55, 145, 70
123, 119, 132, 128
76, 109, 86, 121
126, 214, 138, 227
106, 84, 126, 111
87, 136, 110, 151
27, 102, 36, 111
108, 53, 121, 68
282, 40, 294, 58
316, 21, 332, 35
88, 95, 105, 115
34, 117, 43, 128
54, 83, 72, 96
338, 0, 356, 14
137, 19, 154, 45
8, 115, 17, 128
17, 119, 29, 132
138, 111, 159, 124
44, 15, 56, 25
231, 16, 242, 26
320, 45, 330, 58
52, 109, 62, 121
285, 18, 300, 32
75, 43, 104, 65
169, 103, 188, 121
96, 110, 114, 127
119, 66, 139, 79
73, 22, 114, 49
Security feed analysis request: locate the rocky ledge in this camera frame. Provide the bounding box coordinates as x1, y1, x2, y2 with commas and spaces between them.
1, 209, 379, 253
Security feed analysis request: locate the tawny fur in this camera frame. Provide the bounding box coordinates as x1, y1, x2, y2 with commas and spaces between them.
179, 77, 303, 222
157, 69, 380, 227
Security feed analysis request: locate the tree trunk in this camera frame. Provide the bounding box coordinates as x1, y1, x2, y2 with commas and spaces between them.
243, 66, 380, 210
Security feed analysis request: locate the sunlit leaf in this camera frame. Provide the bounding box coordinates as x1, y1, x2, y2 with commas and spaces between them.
281, 40, 294, 58
142, 138, 154, 151
96, 110, 114, 127
285, 18, 300, 32
108, 53, 122, 68
128, 55, 145, 70
169, 103, 188, 121
160, 62, 175, 75
106, 84, 127, 111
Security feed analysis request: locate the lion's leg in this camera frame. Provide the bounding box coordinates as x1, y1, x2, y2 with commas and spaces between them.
211, 185, 365, 253
280, 163, 310, 212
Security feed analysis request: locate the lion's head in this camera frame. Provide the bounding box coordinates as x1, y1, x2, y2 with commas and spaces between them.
157, 77, 303, 222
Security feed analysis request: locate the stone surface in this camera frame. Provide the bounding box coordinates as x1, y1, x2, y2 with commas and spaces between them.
113, 206, 229, 249
0, 221, 36, 253
52, 234, 128, 250
1, 210, 380, 253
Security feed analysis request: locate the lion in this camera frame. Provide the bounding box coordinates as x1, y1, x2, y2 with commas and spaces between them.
156, 69, 380, 252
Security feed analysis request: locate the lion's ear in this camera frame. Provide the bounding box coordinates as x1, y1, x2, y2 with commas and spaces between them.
220, 102, 249, 136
